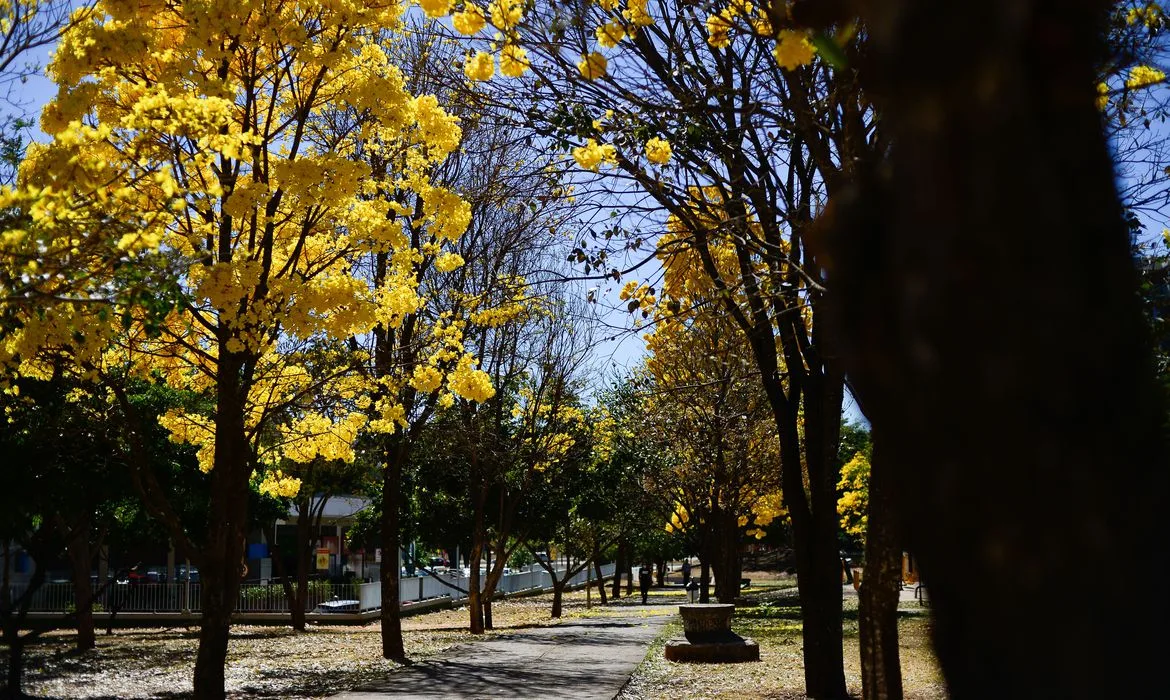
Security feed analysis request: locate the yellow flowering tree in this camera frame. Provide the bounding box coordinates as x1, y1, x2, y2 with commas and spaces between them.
455, 292, 596, 633
836, 451, 870, 543
0, 1, 475, 695
412, 4, 875, 694
323, 27, 581, 651
638, 279, 785, 602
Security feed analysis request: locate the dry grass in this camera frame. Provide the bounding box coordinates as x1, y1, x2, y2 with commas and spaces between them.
618, 590, 948, 700
11, 593, 569, 699
8, 582, 949, 699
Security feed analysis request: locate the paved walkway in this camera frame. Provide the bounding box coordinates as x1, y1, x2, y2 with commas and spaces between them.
334, 608, 674, 699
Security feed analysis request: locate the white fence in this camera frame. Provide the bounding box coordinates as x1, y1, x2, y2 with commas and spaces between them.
6, 564, 617, 615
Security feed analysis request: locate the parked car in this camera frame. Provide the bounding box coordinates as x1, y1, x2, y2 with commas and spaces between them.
145, 567, 168, 583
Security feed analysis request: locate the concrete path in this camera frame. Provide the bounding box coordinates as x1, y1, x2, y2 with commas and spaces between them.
335, 609, 673, 699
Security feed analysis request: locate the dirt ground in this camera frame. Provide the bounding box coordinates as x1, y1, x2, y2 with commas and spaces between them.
5, 581, 946, 699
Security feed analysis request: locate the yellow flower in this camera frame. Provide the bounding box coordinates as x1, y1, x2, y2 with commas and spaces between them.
258, 470, 302, 499
706, 11, 733, 49
572, 138, 617, 171
410, 365, 444, 393
500, 43, 530, 78
578, 51, 607, 80
449, 356, 495, 402
489, 0, 524, 30
434, 251, 464, 272
464, 51, 495, 81
453, 5, 487, 34
596, 21, 625, 49
774, 29, 816, 70
1126, 64, 1166, 90
624, 0, 655, 27
418, 0, 451, 18
1096, 82, 1109, 111
645, 136, 672, 165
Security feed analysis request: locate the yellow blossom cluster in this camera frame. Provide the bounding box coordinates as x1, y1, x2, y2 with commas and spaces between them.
836, 452, 871, 541
448, 355, 496, 403
257, 470, 303, 499
1126, 64, 1166, 89
774, 29, 817, 70
1128, 3, 1163, 27
578, 51, 608, 81
665, 503, 690, 533
572, 138, 618, 171
645, 137, 672, 165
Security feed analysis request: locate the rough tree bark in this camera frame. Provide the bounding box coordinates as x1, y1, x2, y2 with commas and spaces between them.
611, 541, 625, 599
698, 557, 711, 604
819, 0, 1170, 696
857, 435, 902, 700
379, 436, 408, 660
192, 354, 251, 700
593, 556, 608, 605
291, 497, 313, 632
65, 519, 96, 652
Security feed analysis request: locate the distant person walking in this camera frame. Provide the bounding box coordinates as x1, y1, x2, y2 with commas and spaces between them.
638, 563, 652, 604
681, 558, 692, 587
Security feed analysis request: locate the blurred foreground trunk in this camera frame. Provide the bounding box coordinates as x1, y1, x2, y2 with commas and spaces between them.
821, 0, 1169, 695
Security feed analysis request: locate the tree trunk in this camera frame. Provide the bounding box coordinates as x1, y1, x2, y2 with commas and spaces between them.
593, 558, 608, 605
655, 560, 665, 587
822, 1, 1169, 695
66, 521, 96, 651
263, 524, 298, 634
788, 497, 848, 699
292, 499, 311, 632
379, 438, 406, 660
715, 518, 742, 603
466, 495, 485, 634
858, 436, 903, 700
193, 359, 250, 700
550, 579, 566, 618
482, 547, 493, 630
698, 558, 711, 603
3, 636, 24, 699
611, 542, 624, 599
765, 373, 848, 700
194, 513, 247, 699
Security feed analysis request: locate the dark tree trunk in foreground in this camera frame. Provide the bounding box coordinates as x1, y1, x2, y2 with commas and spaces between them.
379, 437, 407, 660
66, 520, 96, 651
195, 513, 246, 700
291, 500, 312, 632
466, 484, 486, 634
857, 436, 902, 700
821, 1, 1169, 695
3, 637, 24, 699
1, 555, 43, 700
193, 357, 251, 700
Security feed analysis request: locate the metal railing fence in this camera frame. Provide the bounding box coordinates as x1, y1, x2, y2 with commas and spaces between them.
6, 563, 617, 615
